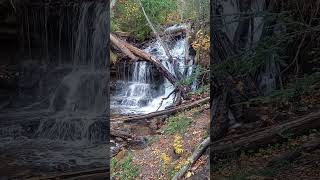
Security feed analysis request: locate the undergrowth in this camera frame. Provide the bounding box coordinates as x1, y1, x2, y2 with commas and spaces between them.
111, 152, 138, 180
162, 113, 191, 135
249, 72, 320, 105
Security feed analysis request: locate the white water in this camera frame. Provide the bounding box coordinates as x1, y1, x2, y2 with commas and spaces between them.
0, 1, 108, 171
111, 26, 194, 114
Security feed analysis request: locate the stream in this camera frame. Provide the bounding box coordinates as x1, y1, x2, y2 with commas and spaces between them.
0, 1, 108, 176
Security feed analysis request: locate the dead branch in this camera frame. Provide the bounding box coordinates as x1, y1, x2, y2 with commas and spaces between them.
136, 0, 172, 60
156, 89, 176, 111
172, 137, 210, 180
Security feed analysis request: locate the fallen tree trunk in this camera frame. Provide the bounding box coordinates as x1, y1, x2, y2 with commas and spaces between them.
111, 97, 210, 122
110, 34, 138, 60
150, 25, 188, 38
26, 167, 108, 180
267, 135, 320, 167
172, 137, 210, 180
110, 34, 178, 86
211, 111, 320, 160
110, 129, 133, 139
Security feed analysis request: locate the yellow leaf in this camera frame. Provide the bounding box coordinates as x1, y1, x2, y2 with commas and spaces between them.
186, 171, 193, 178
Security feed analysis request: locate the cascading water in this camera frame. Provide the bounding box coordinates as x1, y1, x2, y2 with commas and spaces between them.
111, 25, 194, 114
0, 1, 108, 173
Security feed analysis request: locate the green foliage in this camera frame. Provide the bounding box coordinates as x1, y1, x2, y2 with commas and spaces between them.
183, 0, 209, 19
187, 84, 209, 97
249, 73, 320, 105
146, 135, 160, 146
162, 113, 191, 135
111, 152, 138, 180
177, 66, 209, 88
211, 32, 287, 77
228, 169, 250, 180
112, 0, 177, 40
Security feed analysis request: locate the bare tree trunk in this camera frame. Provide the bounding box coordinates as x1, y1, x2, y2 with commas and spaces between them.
136, 0, 172, 60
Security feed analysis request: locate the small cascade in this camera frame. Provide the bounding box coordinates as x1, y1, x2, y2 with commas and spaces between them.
111, 27, 194, 114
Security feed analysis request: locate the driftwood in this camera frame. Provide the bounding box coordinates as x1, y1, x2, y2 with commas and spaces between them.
172, 137, 210, 180
111, 97, 210, 122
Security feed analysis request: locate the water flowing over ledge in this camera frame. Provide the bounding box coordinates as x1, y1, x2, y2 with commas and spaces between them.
111, 25, 195, 115
0, 1, 108, 174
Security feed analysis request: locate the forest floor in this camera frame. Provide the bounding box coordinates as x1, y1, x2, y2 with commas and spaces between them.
212, 131, 320, 180
111, 85, 320, 180
111, 102, 210, 179
211, 85, 320, 180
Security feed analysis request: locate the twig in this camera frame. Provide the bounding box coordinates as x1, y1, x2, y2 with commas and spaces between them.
156, 89, 176, 111
280, 33, 306, 75
281, 0, 320, 75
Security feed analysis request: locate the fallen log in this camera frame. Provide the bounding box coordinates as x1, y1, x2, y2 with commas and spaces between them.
110, 34, 178, 86
110, 34, 138, 60
26, 167, 108, 180
150, 25, 188, 38
267, 135, 320, 167
172, 137, 210, 180
211, 111, 320, 160
111, 97, 210, 122
110, 129, 133, 139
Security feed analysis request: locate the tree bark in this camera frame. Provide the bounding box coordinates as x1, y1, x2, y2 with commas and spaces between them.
110, 34, 138, 60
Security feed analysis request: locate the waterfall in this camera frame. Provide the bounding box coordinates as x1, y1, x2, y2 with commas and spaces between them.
111, 26, 194, 114
0, 0, 108, 170
39, 1, 107, 141
9, 1, 108, 142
